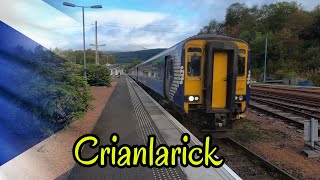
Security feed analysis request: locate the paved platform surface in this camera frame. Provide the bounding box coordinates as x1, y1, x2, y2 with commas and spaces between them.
68, 77, 186, 180
68, 76, 240, 180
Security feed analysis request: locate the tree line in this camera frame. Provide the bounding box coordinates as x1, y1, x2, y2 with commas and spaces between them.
52, 48, 116, 65
1, 44, 113, 137
199, 2, 320, 85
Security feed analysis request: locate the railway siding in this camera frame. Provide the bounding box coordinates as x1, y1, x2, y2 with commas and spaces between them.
250, 84, 320, 129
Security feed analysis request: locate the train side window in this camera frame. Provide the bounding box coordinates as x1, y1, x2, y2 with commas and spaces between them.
238, 56, 245, 76
187, 55, 201, 76
143, 70, 149, 76
170, 58, 174, 76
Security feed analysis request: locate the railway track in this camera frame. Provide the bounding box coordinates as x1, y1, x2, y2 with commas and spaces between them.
250, 101, 308, 129
252, 92, 320, 109
181, 121, 297, 179
174, 116, 297, 179
215, 138, 296, 180
251, 85, 320, 102
250, 84, 320, 131
251, 84, 320, 95
250, 97, 320, 127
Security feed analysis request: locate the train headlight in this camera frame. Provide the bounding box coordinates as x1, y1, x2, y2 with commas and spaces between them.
185, 95, 200, 102
235, 95, 245, 101
188, 96, 195, 102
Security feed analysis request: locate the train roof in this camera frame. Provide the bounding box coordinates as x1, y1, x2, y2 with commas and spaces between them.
130, 34, 248, 69
185, 34, 248, 44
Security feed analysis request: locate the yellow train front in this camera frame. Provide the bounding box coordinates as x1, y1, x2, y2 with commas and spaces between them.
129, 35, 250, 132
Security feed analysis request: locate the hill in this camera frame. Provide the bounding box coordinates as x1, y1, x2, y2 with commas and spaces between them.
106, 48, 166, 64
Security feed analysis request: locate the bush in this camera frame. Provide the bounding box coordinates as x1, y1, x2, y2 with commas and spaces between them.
58, 62, 94, 123
251, 68, 263, 81
86, 64, 111, 86
22, 61, 94, 133
309, 71, 320, 86
1, 44, 97, 139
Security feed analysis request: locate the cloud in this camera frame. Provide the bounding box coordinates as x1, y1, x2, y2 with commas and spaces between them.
0, 0, 80, 49
81, 9, 196, 51
84, 9, 167, 27
1, 0, 319, 52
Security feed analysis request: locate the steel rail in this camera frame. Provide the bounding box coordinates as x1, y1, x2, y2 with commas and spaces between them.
224, 138, 298, 180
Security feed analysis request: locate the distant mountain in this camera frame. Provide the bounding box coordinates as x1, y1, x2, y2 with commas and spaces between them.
106, 48, 166, 64
121, 44, 148, 51
101, 45, 147, 53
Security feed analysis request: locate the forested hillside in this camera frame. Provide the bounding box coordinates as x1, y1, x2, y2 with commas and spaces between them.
109, 48, 166, 64
53, 48, 116, 65
199, 2, 320, 85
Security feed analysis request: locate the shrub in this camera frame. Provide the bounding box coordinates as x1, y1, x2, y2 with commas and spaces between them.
309, 71, 320, 86
251, 68, 262, 81
86, 64, 111, 86
57, 62, 94, 124
1, 44, 97, 139
21, 61, 94, 134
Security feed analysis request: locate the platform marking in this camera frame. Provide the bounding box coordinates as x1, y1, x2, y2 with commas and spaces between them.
127, 77, 162, 144
126, 77, 182, 180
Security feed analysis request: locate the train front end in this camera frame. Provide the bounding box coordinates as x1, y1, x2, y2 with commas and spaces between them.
183, 36, 250, 131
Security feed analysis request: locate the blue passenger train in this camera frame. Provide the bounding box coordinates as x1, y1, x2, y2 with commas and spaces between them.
129, 34, 251, 131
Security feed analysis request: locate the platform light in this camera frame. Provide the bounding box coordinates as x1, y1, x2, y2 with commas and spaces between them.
63, 2, 103, 80
91, 5, 102, 8
63, 2, 76, 7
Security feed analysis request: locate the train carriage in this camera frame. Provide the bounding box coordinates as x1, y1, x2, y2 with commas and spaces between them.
129, 34, 250, 131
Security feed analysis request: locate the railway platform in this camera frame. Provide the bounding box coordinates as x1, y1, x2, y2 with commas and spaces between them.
68, 76, 241, 180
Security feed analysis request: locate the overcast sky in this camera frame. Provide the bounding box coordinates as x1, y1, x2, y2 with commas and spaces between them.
0, 0, 319, 51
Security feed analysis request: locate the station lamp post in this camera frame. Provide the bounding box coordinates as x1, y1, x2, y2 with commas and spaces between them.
63, 2, 102, 80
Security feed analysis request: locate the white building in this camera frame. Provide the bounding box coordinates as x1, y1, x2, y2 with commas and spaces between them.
106, 63, 125, 76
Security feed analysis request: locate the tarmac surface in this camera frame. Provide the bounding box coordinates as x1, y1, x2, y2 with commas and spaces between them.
68, 77, 186, 180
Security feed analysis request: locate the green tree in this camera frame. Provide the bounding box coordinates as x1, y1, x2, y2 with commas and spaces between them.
200, 1, 320, 84
259, 2, 300, 32
86, 64, 112, 86
199, 20, 225, 35
125, 59, 142, 71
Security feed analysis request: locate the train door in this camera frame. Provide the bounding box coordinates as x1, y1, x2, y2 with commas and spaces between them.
212, 51, 228, 108
164, 56, 172, 98
204, 42, 237, 114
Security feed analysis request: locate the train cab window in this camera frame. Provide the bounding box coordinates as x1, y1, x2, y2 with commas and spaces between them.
238, 55, 245, 76
238, 49, 246, 54
188, 47, 202, 53
187, 55, 201, 76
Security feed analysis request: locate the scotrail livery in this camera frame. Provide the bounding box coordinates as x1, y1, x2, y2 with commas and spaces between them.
129, 34, 251, 131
